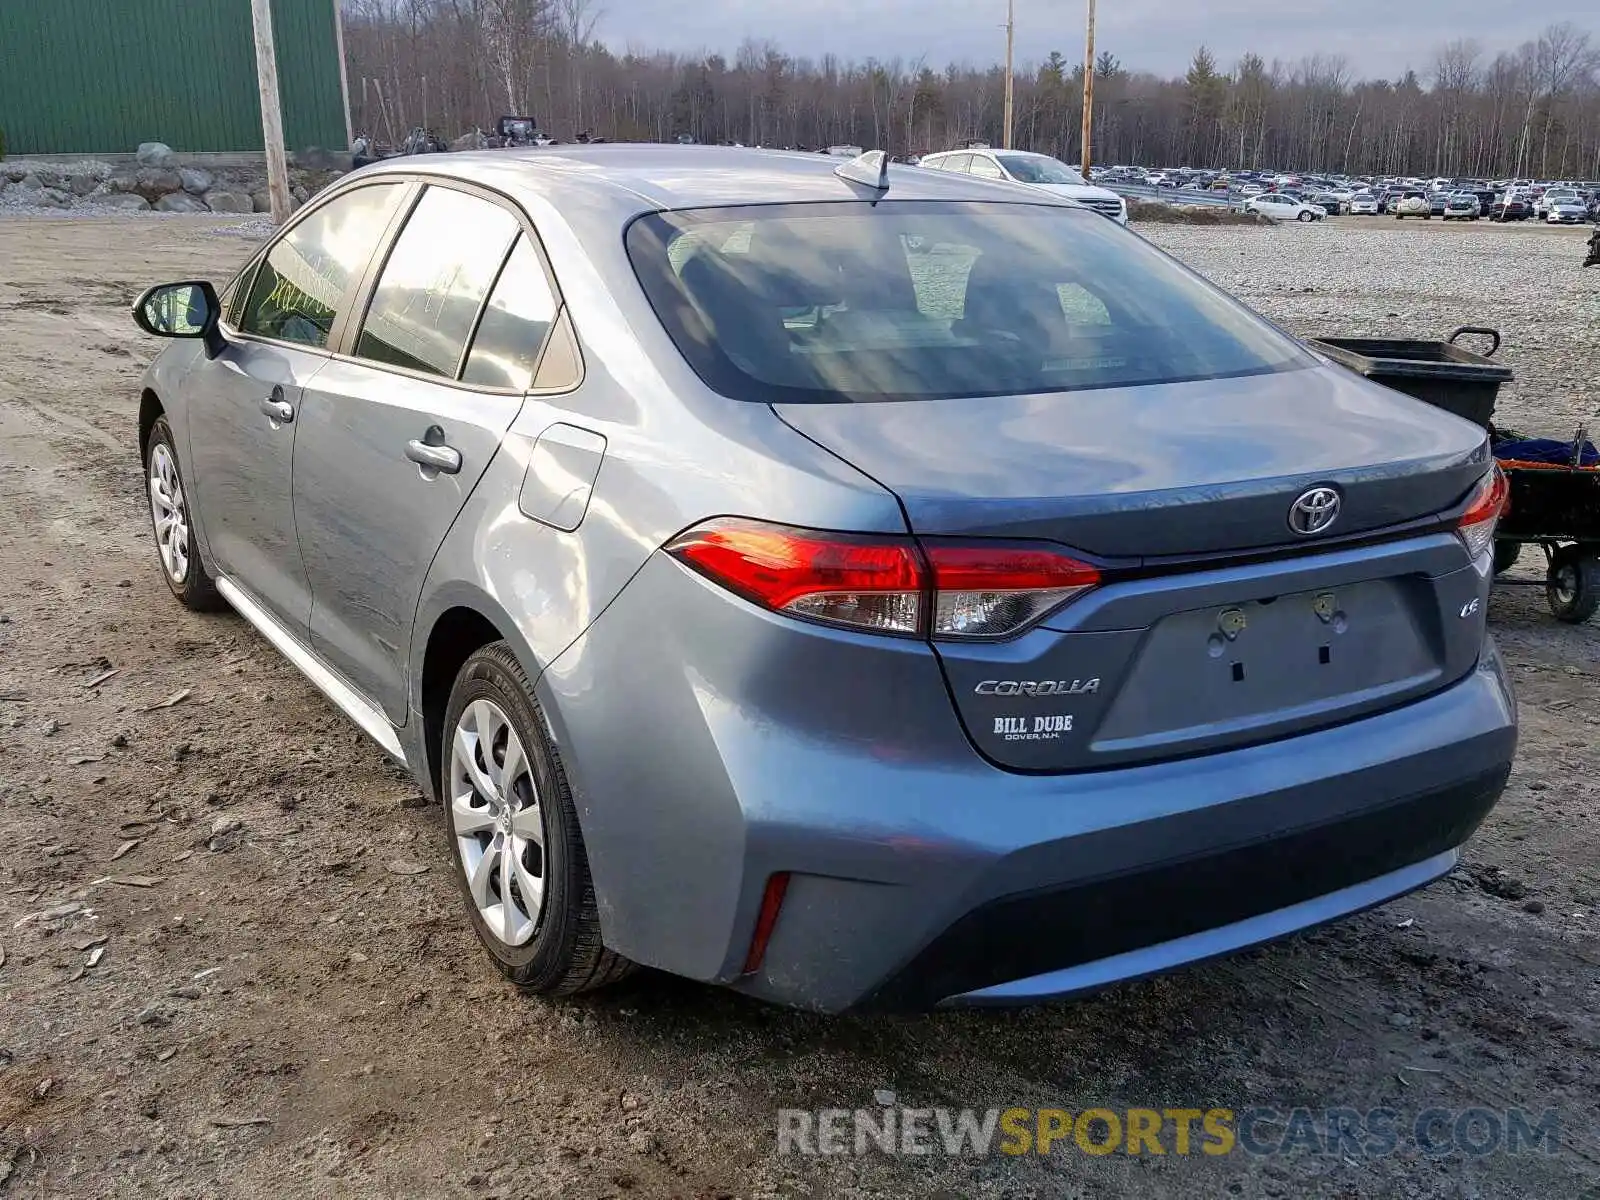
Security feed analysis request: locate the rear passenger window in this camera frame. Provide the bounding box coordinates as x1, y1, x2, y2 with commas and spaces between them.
462, 236, 558, 389
355, 187, 519, 377
968, 157, 1004, 180
238, 183, 403, 347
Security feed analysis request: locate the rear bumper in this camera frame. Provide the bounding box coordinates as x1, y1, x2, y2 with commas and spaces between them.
543, 552, 1516, 1013
869, 765, 1504, 1009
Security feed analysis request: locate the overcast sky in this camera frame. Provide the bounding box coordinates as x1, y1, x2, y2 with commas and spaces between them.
598, 0, 1593, 82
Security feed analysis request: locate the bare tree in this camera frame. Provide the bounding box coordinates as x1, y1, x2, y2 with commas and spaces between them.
338, 7, 1600, 178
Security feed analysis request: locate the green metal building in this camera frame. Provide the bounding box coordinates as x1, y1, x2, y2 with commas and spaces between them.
0, 0, 349, 155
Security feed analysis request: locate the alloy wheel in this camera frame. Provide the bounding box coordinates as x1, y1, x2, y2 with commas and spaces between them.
148, 442, 189, 583
449, 698, 546, 946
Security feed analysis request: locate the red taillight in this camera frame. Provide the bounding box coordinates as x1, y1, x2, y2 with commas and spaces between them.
1457, 466, 1508, 563
665, 519, 924, 635
742, 872, 790, 974
665, 518, 1100, 639
924, 543, 1100, 638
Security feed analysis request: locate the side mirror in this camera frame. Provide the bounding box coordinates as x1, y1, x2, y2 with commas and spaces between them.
132, 280, 225, 359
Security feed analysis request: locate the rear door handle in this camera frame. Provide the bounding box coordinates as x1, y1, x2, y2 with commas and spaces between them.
406, 435, 461, 475
259, 388, 294, 424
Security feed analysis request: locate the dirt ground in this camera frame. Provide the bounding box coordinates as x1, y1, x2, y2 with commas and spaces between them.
1, 214, 1597, 1200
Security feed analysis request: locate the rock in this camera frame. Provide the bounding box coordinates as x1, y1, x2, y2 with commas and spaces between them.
154, 192, 208, 213
68, 174, 103, 197
0, 162, 28, 183
178, 166, 214, 194
95, 193, 151, 212
136, 1003, 172, 1027
290, 184, 309, 203
1, 182, 68, 208
208, 813, 243, 852
168, 984, 203, 1000
1474, 866, 1528, 901
41, 718, 60, 737
132, 167, 182, 201
202, 189, 253, 213
136, 141, 176, 168
627, 1130, 658, 1155
1524, 899, 1545, 914
250, 189, 300, 214
14, 173, 43, 193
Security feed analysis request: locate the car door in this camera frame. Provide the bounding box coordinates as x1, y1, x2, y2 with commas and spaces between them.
968, 155, 1005, 181
186, 181, 409, 631
292, 183, 557, 722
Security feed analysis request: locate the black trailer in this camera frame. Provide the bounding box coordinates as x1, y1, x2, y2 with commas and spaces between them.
1312, 326, 1600, 624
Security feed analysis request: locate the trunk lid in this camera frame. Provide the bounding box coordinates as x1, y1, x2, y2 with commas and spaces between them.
774, 364, 1493, 771
773, 363, 1487, 558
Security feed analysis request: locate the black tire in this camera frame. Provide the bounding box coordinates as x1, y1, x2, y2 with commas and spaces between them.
1492, 541, 1522, 576
143, 415, 225, 611
440, 641, 634, 994
1546, 546, 1600, 625
1298, 210, 1314, 222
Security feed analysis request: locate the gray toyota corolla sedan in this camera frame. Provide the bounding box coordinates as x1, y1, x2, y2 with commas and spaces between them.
130, 145, 1516, 1011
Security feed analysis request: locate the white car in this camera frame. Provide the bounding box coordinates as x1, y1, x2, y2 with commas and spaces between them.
919, 149, 1128, 224
1349, 192, 1380, 215
1244, 194, 1324, 222
1546, 197, 1589, 224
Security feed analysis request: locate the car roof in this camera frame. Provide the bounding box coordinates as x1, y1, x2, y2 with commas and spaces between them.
351, 143, 1072, 216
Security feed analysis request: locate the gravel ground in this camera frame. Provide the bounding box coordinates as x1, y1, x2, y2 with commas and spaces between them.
0, 214, 1596, 1200
1140, 218, 1600, 434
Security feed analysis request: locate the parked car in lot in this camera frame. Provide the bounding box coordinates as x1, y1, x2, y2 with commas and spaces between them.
1490, 192, 1531, 221
1245, 193, 1325, 222
1442, 193, 1480, 221
1532, 188, 1578, 219
1393, 191, 1431, 219
128, 145, 1516, 1012
1349, 192, 1380, 215
920, 148, 1128, 224
1546, 196, 1589, 224
1310, 193, 1343, 216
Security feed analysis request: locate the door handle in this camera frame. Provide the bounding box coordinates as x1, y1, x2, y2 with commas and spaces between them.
259, 387, 294, 424
406, 434, 461, 475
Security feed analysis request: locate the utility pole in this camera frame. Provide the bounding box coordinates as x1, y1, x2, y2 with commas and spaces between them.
249, 0, 293, 224
1080, 0, 1096, 178
1002, 0, 1015, 149
331, 0, 354, 149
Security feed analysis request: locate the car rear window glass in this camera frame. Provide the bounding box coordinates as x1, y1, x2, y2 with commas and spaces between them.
461, 235, 559, 390
238, 183, 404, 348
355, 186, 519, 378
626, 201, 1312, 404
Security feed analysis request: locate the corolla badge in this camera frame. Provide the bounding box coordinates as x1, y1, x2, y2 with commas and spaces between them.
1288, 486, 1341, 536
974, 679, 1100, 696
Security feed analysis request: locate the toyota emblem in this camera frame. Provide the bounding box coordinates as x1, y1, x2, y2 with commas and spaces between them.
1288, 486, 1341, 536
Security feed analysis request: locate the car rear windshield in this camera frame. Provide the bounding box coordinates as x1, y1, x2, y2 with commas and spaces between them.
625, 201, 1312, 404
